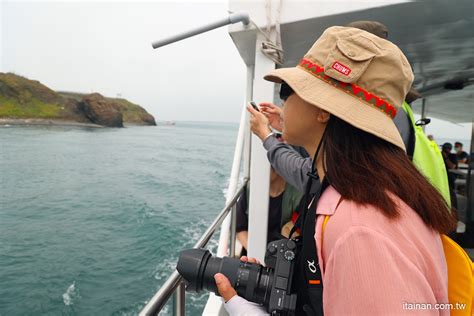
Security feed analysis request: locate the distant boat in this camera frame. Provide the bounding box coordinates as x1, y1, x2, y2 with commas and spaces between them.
164, 121, 175, 126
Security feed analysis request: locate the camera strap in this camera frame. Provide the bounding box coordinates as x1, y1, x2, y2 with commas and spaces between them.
301, 176, 328, 316
299, 133, 328, 316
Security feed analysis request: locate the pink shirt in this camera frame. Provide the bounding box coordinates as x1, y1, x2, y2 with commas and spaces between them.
225, 186, 449, 316
315, 186, 449, 315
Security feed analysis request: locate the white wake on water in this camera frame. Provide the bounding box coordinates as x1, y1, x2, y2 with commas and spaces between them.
62, 281, 77, 306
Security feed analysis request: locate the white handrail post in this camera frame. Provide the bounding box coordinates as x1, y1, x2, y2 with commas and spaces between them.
243, 65, 254, 180
247, 32, 274, 263
216, 103, 248, 258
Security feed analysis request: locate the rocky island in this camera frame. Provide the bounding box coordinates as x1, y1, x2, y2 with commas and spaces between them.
0, 72, 156, 127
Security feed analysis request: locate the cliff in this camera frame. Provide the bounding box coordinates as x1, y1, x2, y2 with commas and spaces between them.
0, 72, 156, 127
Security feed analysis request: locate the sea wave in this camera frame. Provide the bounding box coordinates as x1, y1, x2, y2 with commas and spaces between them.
62, 281, 78, 306
1, 123, 238, 315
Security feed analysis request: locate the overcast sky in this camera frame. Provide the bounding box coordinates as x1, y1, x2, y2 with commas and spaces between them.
1, 0, 471, 143
1, 0, 248, 123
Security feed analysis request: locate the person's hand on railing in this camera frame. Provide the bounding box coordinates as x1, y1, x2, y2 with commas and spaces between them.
259, 102, 283, 132
247, 104, 272, 141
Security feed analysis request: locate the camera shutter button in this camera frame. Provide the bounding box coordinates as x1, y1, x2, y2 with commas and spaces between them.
267, 244, 277, 255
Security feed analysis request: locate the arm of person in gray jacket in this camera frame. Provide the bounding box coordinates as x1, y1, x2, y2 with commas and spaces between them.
263, 134, 311, 193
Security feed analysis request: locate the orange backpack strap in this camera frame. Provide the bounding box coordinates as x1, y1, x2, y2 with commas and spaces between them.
440, 234, 474, 315
322, 215, 330, 234
321, 215, 330, 246
321, 198, 343, 244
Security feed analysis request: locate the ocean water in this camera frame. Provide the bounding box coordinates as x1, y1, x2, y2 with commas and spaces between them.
0, 122, 238, 316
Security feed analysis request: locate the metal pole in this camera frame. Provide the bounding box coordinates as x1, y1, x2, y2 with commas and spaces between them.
243, 65, 255, 180
203, 106, 248, 315
151, 13, 249, 49
466, 120, 473, 226
216, 102, 251, 258
173, 282, 185, 316
194, 180, 248, 250
140, 271, 182, 316
421, 98, 427, 132
230, 204, 237, 257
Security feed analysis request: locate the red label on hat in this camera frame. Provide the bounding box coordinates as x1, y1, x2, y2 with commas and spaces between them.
332, 62, 351, 76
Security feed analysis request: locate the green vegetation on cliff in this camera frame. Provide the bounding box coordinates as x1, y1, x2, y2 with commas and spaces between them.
0, 73, 66, 119
0, 96, 62, 118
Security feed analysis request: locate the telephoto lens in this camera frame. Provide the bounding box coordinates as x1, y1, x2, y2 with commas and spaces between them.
177, 239, 298, 315
176, 248, 273, 306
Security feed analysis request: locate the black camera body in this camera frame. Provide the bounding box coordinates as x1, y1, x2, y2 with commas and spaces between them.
264, 238, 298, 315
176, 238, 298, 315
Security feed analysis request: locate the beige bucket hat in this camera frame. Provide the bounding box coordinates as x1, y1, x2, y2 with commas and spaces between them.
264, 26, 414, 150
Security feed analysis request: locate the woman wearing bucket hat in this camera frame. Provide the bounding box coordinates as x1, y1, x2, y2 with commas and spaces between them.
215, 26, 457, 315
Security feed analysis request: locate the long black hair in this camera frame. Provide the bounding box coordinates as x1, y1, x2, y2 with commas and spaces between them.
321, 115, 456, 234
